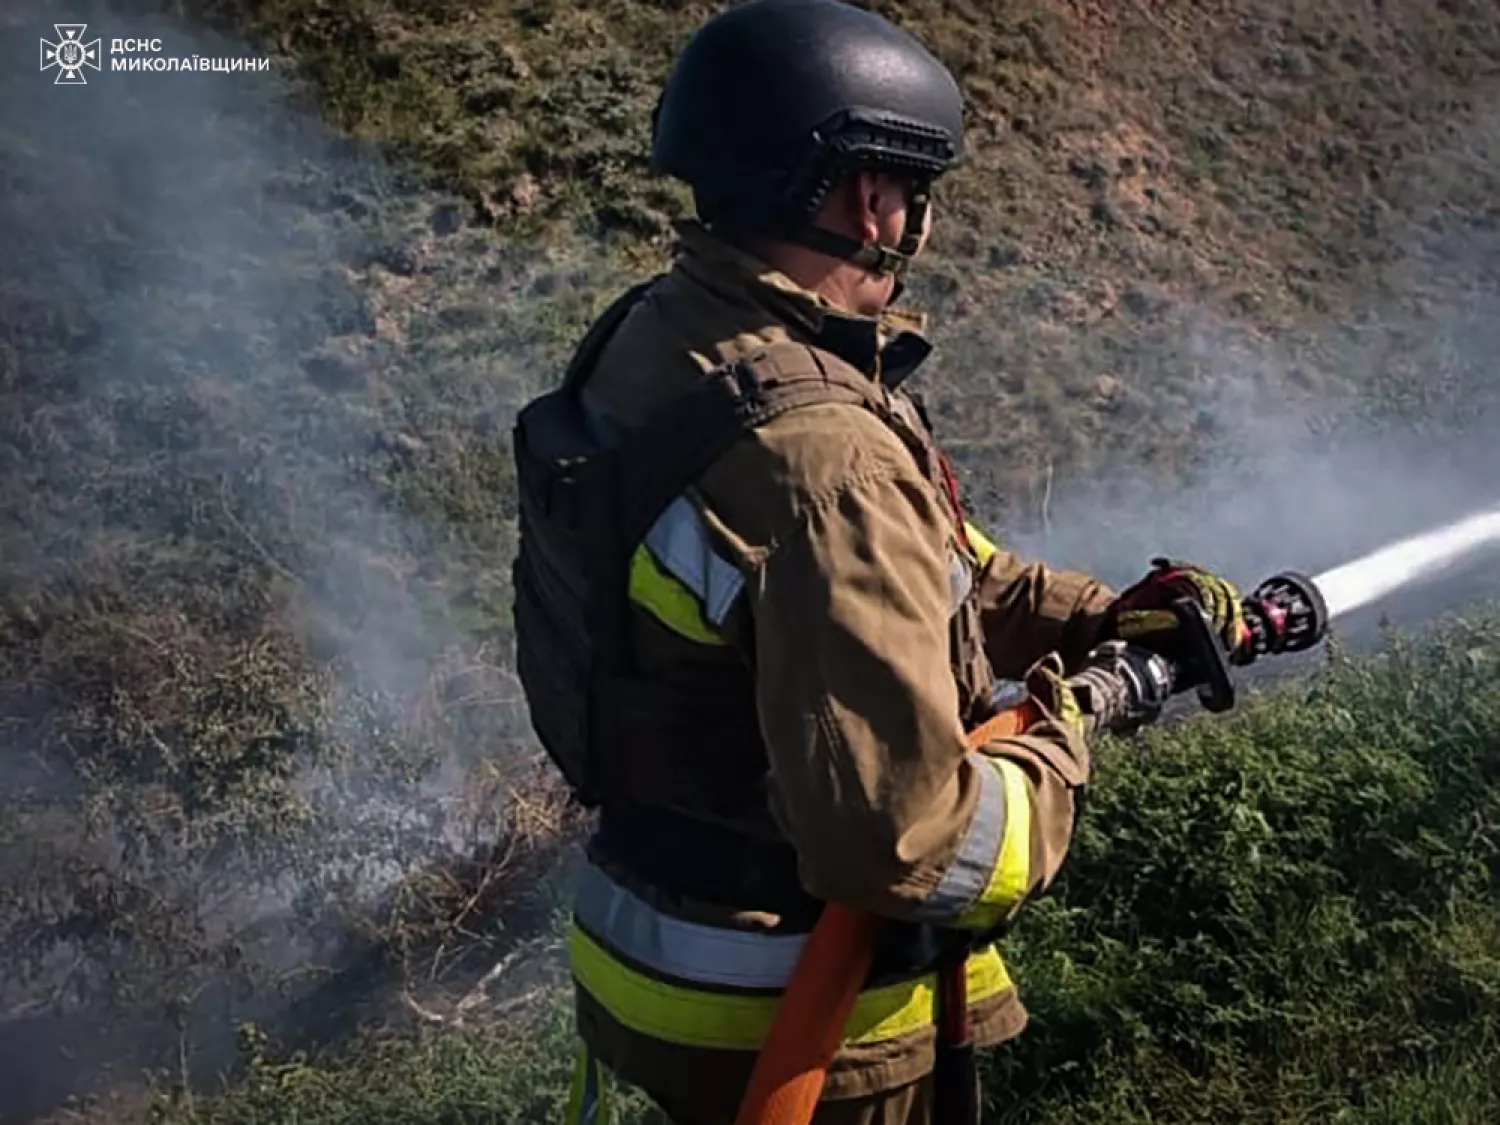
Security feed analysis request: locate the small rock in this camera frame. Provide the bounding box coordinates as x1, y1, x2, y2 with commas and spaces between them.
1092, 374, 1124, 405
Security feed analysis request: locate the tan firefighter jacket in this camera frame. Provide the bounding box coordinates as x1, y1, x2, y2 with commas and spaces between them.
564, 219, 1116, 1121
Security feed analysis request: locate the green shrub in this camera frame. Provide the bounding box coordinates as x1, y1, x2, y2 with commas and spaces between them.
985, 616, 1500, 1122
159, 616, 1500, 1123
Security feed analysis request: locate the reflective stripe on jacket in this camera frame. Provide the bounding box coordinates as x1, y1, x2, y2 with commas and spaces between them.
572, 862, 1015, 1053
625, 495, 1034, 932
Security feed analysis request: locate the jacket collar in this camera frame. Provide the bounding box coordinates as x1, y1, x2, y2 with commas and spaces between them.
670, 220, 934, 389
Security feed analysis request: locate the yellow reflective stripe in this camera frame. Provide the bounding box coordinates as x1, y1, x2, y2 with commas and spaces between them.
628, 544, 727, 646
964, 521, 999, 567
955, 758, 1033, 930
570, 924, 1012, 1052
1116, 608, 1180, 638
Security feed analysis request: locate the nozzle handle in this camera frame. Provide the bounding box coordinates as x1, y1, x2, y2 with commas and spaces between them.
1171, 597, 1236, 713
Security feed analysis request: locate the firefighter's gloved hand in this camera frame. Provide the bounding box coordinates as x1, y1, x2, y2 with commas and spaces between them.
1022, 653, 1088, 738
1106, 557, 1250, 661
1070, 640, 1174, 735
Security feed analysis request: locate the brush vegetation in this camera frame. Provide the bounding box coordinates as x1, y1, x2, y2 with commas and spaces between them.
151, 619, 1500, 1124
2, 0, 1499, 1123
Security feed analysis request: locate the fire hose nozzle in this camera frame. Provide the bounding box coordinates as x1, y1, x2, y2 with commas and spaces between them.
1166, 571, 1330, 714
1238, 570, 1330, 663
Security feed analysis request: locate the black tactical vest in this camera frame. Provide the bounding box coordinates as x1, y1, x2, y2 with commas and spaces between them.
512, 279, 996, 976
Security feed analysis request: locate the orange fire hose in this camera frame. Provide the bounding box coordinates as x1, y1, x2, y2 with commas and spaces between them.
732, 700, 1044, 1125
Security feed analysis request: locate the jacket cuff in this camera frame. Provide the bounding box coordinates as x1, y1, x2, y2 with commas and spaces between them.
910, 755, 1033, 930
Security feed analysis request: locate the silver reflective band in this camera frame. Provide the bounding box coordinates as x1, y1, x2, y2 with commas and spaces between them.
573, 863, 807, 990
911, 753, 1008, 920
643, 496, 745, 626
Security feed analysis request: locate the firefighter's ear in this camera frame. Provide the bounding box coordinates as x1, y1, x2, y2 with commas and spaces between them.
843, 169, 884, 245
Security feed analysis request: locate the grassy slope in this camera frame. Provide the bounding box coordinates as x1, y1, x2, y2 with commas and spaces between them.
2, 0, 1500, 1121
153, 619, 1500, 1124
194, 0, 1500, 506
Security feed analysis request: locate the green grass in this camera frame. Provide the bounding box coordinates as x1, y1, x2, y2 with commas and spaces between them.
146, 616, 1500, 1123
152, 1009, 585, 1125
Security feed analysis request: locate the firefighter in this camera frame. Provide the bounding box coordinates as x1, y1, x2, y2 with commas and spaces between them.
510, 1, 1249, 1122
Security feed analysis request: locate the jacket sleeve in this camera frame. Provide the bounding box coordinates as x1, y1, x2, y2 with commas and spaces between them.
967, 524, 1117, 680
747, 464, 1092, 929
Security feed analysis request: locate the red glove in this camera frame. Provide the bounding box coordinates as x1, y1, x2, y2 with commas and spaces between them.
1106, 558, 1250, 662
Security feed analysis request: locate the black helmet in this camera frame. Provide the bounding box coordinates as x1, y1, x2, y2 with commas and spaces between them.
652, 0, 965, 278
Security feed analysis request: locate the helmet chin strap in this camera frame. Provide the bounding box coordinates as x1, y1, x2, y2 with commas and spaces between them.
789, 180, 932, 294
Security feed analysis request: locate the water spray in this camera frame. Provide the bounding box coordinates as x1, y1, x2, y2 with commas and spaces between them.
1310, 507, 1500, 620
1165, 505, 1500, 712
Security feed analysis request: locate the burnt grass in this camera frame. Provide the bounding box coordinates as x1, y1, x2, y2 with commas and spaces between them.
2, 0, 1500, 1122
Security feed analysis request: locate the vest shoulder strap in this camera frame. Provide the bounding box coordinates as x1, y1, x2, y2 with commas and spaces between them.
562, 275, 663, 392
614, 340, 898, 552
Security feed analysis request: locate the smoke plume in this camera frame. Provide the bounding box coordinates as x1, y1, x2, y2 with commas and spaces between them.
1, 3, 571, 1117
943, 109, 1500, 639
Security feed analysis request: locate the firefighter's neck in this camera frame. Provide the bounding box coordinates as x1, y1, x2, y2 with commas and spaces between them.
758, 240, 895, 320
